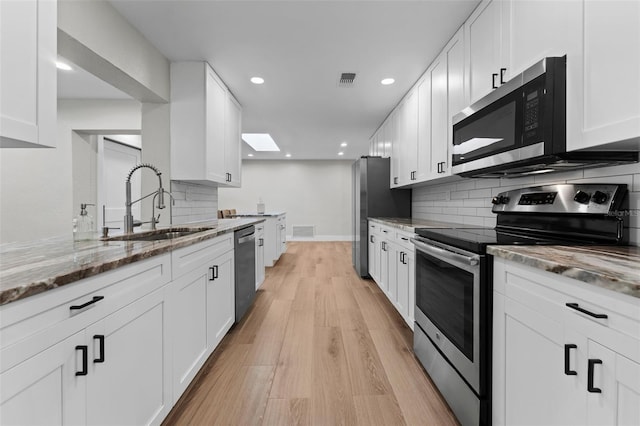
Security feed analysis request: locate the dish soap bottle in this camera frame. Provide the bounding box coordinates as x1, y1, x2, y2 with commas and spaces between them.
73, 203, 95, 241
257, 198, 265, 214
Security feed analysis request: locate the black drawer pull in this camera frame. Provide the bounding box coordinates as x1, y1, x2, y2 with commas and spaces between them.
564, 344, 577, 375
500, 68, 507, 84
492, 73, 498, 89
76, 345, 88, 376
565, 303, 608, 319
587, 359, 603, 393
93, 335, 105, 363
209, 265, 219, 281
70, 296, 104, 312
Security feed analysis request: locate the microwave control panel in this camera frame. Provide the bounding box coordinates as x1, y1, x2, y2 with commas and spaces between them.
523, 88, 542, 140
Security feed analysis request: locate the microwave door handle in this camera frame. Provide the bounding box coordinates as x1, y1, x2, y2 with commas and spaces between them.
411, 238, 480, 266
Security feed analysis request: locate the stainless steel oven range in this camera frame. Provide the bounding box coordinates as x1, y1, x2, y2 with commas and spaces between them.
411, 183, 629, 426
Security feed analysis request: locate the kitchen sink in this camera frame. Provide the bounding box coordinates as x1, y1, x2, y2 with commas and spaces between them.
104, 227, 214, 242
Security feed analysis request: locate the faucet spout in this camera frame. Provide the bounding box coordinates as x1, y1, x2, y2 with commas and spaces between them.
124, 163, 166, 234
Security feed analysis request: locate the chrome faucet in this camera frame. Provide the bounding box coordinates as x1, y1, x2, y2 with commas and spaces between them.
124, 163, 173, 233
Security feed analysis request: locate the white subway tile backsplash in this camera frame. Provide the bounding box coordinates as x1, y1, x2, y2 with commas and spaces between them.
451, 190, 469, 199
171, 180, 218, 224
583, 163, 640, 179
533, 169, 584, 185
412, 164, 639, 246
475, 178, 501, 189
456, 180, 476, 191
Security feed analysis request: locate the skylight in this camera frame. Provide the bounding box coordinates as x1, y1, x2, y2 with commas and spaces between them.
241, 133, 280, 151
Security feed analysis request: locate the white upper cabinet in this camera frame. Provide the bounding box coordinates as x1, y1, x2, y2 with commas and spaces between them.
171, 62, 242, 187
466, 0, 580, 105
465, 0, 504, 105
567, 0, 640, 151
503, 0, 580, 78
0, 0, 56, 148
225, 94, 242, 186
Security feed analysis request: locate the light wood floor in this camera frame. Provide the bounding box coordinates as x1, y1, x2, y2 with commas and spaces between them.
163, 241, 458, 426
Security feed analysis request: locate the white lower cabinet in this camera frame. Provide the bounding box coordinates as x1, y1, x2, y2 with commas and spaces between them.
0, 232, 243, 425
0, 254, 172, 426
255, 224, 266, 289
264, 214, 287, 267
367, 221, 416, 329
493, 257, 640, 426
0, 331, 86, 425
368, 222, 381, 283
168, 233, 235, 401
85, 288, 170, 426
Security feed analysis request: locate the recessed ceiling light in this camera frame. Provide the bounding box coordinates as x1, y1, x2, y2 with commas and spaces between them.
241, 133, 280, 151
381, 78, 395, 85
285, 153, 292, 158
56, 61, 72, 71
247, 153, 254, 157
340, 142, 348, 147
338, 152, 344, 156
250, 77, 264, 84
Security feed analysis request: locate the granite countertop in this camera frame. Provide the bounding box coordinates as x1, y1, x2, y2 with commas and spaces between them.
488, 245, 640, 299
369, 217, 467, 233
231, 212, 285, 217
0, 218, 264, 306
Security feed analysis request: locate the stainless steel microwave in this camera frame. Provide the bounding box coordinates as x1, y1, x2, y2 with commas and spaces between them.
451, 56, 637, 178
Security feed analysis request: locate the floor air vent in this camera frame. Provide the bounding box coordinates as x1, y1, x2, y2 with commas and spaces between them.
292, 225, 315, 238
338, 72, 356, 88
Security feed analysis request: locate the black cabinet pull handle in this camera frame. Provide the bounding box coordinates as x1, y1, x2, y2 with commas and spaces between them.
209, 265, 219, 280
259, 238, 264, 247
76, 345, 88, 376
70, 296, 104, 312
564, 344, 577, 375
500, 68, 507, 84
370, 235, 374, 243
587, 359, 603, 393
394, 177, 398, 184
492, 73, 498, 89
565, 303, 608, 319
93, 335, 105, 363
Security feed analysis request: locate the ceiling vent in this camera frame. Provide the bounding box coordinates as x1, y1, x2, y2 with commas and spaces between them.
338, 72, 356, 88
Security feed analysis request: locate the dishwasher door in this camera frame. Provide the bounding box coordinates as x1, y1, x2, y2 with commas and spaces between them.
234, 225, 256, 323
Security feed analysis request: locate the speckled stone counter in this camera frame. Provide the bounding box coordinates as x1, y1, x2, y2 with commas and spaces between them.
368, 217, 466, 233
231, 211, 285, 217
488, 245, 640, 299
0, 218, 263, 306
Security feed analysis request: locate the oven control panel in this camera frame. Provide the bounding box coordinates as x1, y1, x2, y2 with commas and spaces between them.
491, 184, 627, 215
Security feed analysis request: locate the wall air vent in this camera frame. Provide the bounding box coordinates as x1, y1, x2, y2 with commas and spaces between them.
338, 72, 356, 88
292, 225, 315, 239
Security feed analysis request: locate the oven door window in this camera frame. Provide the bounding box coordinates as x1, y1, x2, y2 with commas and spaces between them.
416, 250, 474, 360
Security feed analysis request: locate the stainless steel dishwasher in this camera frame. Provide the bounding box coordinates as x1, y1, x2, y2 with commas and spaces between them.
234, 225, 256, 323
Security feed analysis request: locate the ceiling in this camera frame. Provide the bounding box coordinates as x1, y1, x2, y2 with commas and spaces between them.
62, 0, 481, 160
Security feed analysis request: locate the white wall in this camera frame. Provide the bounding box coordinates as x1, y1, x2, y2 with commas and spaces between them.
57, 0, 170, 102
219, 160, 353, 240
412, 163, 640, 246
0, 100, 141, 243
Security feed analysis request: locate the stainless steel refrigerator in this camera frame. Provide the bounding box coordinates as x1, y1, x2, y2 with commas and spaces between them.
352, 156, 411, 277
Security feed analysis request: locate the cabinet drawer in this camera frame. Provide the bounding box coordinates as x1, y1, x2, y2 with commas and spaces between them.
494, 258, 640, 362
393, 230, 415, 251
0, 254, 171, 372
171, 233, 233, 279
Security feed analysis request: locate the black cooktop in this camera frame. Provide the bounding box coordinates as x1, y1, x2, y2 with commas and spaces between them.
415, 227, 571, 253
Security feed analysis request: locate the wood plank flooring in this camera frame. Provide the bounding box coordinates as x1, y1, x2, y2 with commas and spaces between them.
163, 242, 458, 426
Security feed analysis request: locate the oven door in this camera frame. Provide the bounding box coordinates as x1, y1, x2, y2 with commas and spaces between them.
412, 237, 483, 393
